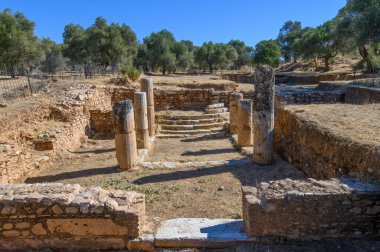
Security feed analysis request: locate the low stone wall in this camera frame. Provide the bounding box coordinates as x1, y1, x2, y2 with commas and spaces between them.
242, 178, 380, 240
90, 109, 114, 134
276, 72, 356, 84
275, 107, 380, 179
317, 81, 350, 91
0, 183, 145, 250
112, 87, 138, 105
276, 90, 344, 105
112, 88, 232, 111
345, 85, 380, 104
221, 73, 255, 84
110, 87, 346, 112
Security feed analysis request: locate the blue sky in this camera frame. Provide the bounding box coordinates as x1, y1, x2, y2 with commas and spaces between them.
0, 0, 346, 46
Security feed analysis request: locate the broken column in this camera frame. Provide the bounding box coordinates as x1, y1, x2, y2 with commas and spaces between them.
134, 92, 149, 149
141, 77, 155, 136
229, 92, 243, 134
252, 65, 275, 165
113, 100, 137, 170
238, 99, 253, 147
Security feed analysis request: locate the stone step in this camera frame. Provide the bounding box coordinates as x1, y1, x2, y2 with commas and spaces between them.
156, 112, 229, 121
160, 118, 226, 125
159, 127, 224, 135
206, 103, 225, 109
155, 218, 256, 249
160, 122, 226, 131
204, 107, 228, 114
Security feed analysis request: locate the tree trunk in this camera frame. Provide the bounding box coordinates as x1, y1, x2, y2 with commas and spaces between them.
324, 58, 330, 71
209, 63, 213, 73
293, 53, 297, 63
7, 66, 16, 79
314, 58, 318, 68
359, 46, 375, 73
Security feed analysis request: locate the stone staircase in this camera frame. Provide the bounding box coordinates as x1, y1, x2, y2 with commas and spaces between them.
156, 103, 229, 138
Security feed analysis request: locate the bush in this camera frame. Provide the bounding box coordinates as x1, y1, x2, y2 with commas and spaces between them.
121, 65, 141, 82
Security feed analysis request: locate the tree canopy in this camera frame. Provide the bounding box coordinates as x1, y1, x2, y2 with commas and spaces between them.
277, 21, 302, 62
252, 40, 281, 67
0, 9, 44, 71
62, 17, 137, 68
1, 0, 380, 75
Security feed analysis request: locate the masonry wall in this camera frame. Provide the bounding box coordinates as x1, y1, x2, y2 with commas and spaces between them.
275, 106, 380, 180
110, 86, 346, 113
345, 85, 380, 104
0, 183, 145, 250
90, 109, 114, 134
0, 87, 112, 184
276, 91, 344, 105
242, 178, 380, 240
112, 88, 232, 111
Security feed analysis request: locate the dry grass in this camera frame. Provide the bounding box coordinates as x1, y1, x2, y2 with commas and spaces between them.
285, 103, 380, 146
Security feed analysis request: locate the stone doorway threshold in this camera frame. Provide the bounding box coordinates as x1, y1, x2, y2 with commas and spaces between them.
129, 218, 256, 251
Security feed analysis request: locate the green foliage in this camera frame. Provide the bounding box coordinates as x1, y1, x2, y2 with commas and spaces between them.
0, 9, 44, 70
120, 65, 140, 82
253, 40, 281, 67
334, 0, 380, 72
342, 0, 380, 46
277, 21, 303, 62
63, 16, 137, 67
194, 42, 238, 73
41, 38, 66, 73
173, 41, 194, 71
227, 40, 254, 69
142, 29, 177, 74
296, 21, 339, 70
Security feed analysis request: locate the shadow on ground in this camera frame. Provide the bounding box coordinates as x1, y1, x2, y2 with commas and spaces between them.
134, 157, 305, 187
181, 148, 237, 156
70, 148, 115, 154
25, 166, 121, 183
180, 133, 228, 143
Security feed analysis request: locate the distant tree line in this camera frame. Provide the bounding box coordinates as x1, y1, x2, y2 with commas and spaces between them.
0, 0, 379, 76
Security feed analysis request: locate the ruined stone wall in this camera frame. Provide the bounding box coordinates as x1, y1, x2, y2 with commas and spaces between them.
276, 91, 344, 105
1, 87, 113, 184
111, 87, 345, 112
242, 178, 380, 240
112, 88, 231, 111
112, 87, 138, 105
276, 72, 356, 84
90, 109, 114, 134
275, 107, 380, 179
221, 73, 255, 83
345, 85, 380, 104
0, 183, 145, 250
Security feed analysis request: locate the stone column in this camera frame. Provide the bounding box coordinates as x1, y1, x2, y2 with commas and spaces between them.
134, 92, 149, 149
229, 92, 243, 134
252, 65, 275, 165
238, 99, 253, 147
141, 77, 155, 136
113, 100, 137, 170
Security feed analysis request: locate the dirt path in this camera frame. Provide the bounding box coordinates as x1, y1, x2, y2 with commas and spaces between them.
145, 133, 242, 162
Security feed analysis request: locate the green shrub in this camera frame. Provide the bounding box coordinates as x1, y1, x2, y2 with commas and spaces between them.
121, 65, 141, 82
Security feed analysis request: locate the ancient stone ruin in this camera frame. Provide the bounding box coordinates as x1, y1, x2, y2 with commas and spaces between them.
0, 65, 379, 251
